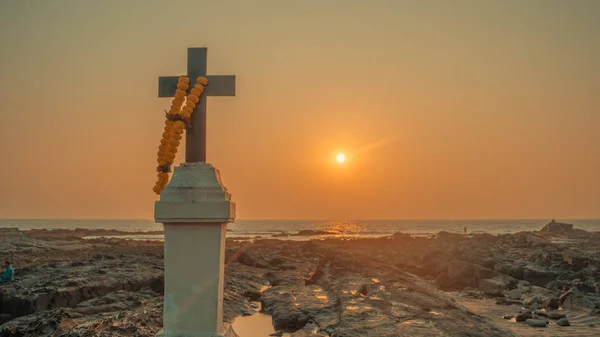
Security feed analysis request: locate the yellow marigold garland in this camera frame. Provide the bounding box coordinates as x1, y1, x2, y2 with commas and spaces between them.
153, 76, 208, 195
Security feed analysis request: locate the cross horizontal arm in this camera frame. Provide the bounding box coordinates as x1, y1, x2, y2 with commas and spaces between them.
158, 75, 236, 97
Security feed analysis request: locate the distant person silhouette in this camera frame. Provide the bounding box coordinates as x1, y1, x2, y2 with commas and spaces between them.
464, 227, 467, 235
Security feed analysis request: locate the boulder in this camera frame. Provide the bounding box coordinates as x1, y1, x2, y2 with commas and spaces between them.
495, 262, 526, 280
509, 289, 522, 300
480, 275, 517, 297
463, 289, 484, 299
436, 261, 497, 290
526, 297, 542, 306
541, 221, 573, 234
547, 312, 566, 320
516, 312, 532, 322
544, 297, 560, 310
523, 265, 562, 287
495, 298, 522, 306
272, 310, 309, 332
557, 317, 570, 326
526, 319, 547, 328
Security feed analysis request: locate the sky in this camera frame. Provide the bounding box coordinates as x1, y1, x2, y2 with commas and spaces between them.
0, 0, 599, 220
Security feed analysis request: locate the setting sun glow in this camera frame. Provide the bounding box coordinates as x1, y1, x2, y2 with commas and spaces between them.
336, 153, 346, 163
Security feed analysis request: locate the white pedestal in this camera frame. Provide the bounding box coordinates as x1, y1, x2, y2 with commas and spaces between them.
155, 162, 236, 337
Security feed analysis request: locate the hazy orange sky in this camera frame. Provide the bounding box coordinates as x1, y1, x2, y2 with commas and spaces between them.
1, 0, 599, 220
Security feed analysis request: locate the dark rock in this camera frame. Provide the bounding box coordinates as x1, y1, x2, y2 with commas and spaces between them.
272, 310, 309, 332
436, 231, 466, 241
0, 314, 13, 325
559, 289, 574, 304
556, 317, 570, 326
243, 290, 262, 302
463, 289, 484, 299
480, 275, 517, 297
436, 261, 496, 290
294, 230, 336, 237
541, 221, 573, 234
495, 262, 526, 280
516, 312, 532, 322
526, 318, 547, 327
509, 289, 522, 300
495, 298, 522, 306
547, 312, 566, 320
526, 297, 542, 306
523, 265, 562, 287
269, 258, 286, 267
544, 297, 560, 310
236, 251, 269, 269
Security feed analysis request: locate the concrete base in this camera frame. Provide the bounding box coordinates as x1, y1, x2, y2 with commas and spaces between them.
156, 323, 239, 337
154, 162, 236, 337
156, 323, 238, 337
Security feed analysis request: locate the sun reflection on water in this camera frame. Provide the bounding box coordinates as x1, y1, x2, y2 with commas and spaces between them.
322, 221, 370, 238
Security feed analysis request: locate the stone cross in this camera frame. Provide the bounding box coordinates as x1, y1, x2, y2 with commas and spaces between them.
155, 47, 237, 337
158, 47, 236, 162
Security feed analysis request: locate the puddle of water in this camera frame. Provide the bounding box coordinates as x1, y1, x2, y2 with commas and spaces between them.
232, 312, 296, 337
232, 312, 278, 337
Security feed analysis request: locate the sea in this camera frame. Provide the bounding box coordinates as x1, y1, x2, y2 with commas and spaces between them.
1, 218, 599, 241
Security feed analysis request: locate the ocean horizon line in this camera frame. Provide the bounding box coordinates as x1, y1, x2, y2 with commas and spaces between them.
1, 217, 599, 221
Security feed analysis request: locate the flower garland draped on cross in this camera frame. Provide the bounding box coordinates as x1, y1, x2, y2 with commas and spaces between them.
153, 76, 209, 194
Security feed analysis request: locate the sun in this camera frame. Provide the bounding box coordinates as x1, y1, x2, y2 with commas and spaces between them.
336, 153, 346, 163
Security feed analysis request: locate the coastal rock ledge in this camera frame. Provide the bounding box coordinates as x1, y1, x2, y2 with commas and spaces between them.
4, 223, 598, 336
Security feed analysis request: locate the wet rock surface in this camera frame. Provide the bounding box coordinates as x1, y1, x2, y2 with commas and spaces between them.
1, 222, 599, 336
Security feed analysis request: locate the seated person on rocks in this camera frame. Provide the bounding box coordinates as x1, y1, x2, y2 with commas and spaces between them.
0, 261, 14, 284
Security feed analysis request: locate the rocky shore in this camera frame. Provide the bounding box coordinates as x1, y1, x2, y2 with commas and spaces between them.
0, 222, 598, 336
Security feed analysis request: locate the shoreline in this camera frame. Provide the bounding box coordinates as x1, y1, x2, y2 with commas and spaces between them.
4, 225, 598, 242
1, 223, 599, 336
3, 218, 600, 241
